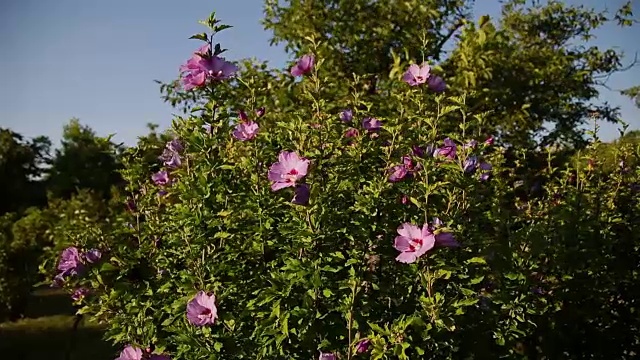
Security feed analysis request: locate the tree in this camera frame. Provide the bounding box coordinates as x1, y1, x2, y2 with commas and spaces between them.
0, 129, 51, 215
46, 118, 124, 199
261, 0, 635, 148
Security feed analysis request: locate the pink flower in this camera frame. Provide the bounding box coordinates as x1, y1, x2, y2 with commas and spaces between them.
436, 138, 457, 159
180, 45, 238, 90
344, 128, 359, 138
484, 136, 494, 146
186, 291, 218, 326
291, 54, 315, 76
268, 151, 310, 191
232, 121, 259, 141
116, 346, 143, 360
393, 223, 436, 264
388, 165, 409, 182
356, 339, 371, 353
362, 117, 382, 132
151, 171, 170, 186
319, 353, 336, 360
402, 63, 430, 86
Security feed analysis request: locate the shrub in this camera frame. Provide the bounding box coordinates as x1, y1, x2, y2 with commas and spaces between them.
45, 13, 640, 360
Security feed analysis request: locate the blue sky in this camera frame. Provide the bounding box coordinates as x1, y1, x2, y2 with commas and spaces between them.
0, 0, 638, 147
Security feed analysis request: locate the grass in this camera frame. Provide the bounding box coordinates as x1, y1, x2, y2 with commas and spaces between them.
0, 288, 114, 360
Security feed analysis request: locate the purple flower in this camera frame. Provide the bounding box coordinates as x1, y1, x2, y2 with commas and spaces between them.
71, 287, 89, 301
412, 144, 436, 158
167, 139, 183, 153
202, 123, 213, 134
344, 128, 359, 138
356, 339, 371, 353
362, 117, 382, 132
152, 171, 170, 186
163, 152, 182, 169
464, 140, 478, 149
430, 218, 459, 247
479, 162, 492, 181
125, 199, 137, 212
238, 110, 249, 121
394, 223, 436, 264
484, 136, 494, 146
256, 107, 266, 118
427, 75, 446, 92
58, 247, 83, 276
402, 63, 430, 86
84, 249, 102, 263
319, 353, 336, 360
116, 346, 143, 360
51, 273, 65, 287
339, 109, 353, 122
292, 184, 310, 205
436, 138, 457, 159
187, 291, 218, 326
463, 156, 479, 173
268, 151, 310, 191
232, 121, 259, 141
290, 54, 315, 76
401, 195, 409, 204
388, 165, 409, 182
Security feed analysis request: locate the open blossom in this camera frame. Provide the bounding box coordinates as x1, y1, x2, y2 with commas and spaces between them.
339, 109, 353, 122
402, 62, 430, 86
356, 339, 371, 353
232, 121, 259, 141
362, 117, 382, 132
292, 184, 310, 205
84, 249, 102, 263
393, 223, 436, 263
160, 150, 182, 169
187, 291, 218, 326
58, 246, 83, 276
180, 44, 238, 90
268, 151, 310, 191
116, 346, 143, 360
152, 171, 170, 186
427, 75, 446, 92
436, 138, 457, 159
291, 54, 315, 76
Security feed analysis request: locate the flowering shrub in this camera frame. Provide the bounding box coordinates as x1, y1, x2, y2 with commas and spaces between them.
45, 12, 640, 360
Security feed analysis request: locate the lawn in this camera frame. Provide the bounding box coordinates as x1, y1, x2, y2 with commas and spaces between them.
0, 288, 114, 360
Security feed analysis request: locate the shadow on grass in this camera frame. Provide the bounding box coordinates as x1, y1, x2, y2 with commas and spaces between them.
0, 289, 115, 360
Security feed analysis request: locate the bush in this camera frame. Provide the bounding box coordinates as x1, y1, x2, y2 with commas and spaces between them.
45, 13, 640, 360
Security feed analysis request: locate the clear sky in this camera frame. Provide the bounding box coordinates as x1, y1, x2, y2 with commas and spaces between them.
1, 0, 638, 147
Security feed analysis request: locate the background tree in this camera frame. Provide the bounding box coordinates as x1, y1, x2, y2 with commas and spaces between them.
46, 118, 124, 200
0, 129, 51, 215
